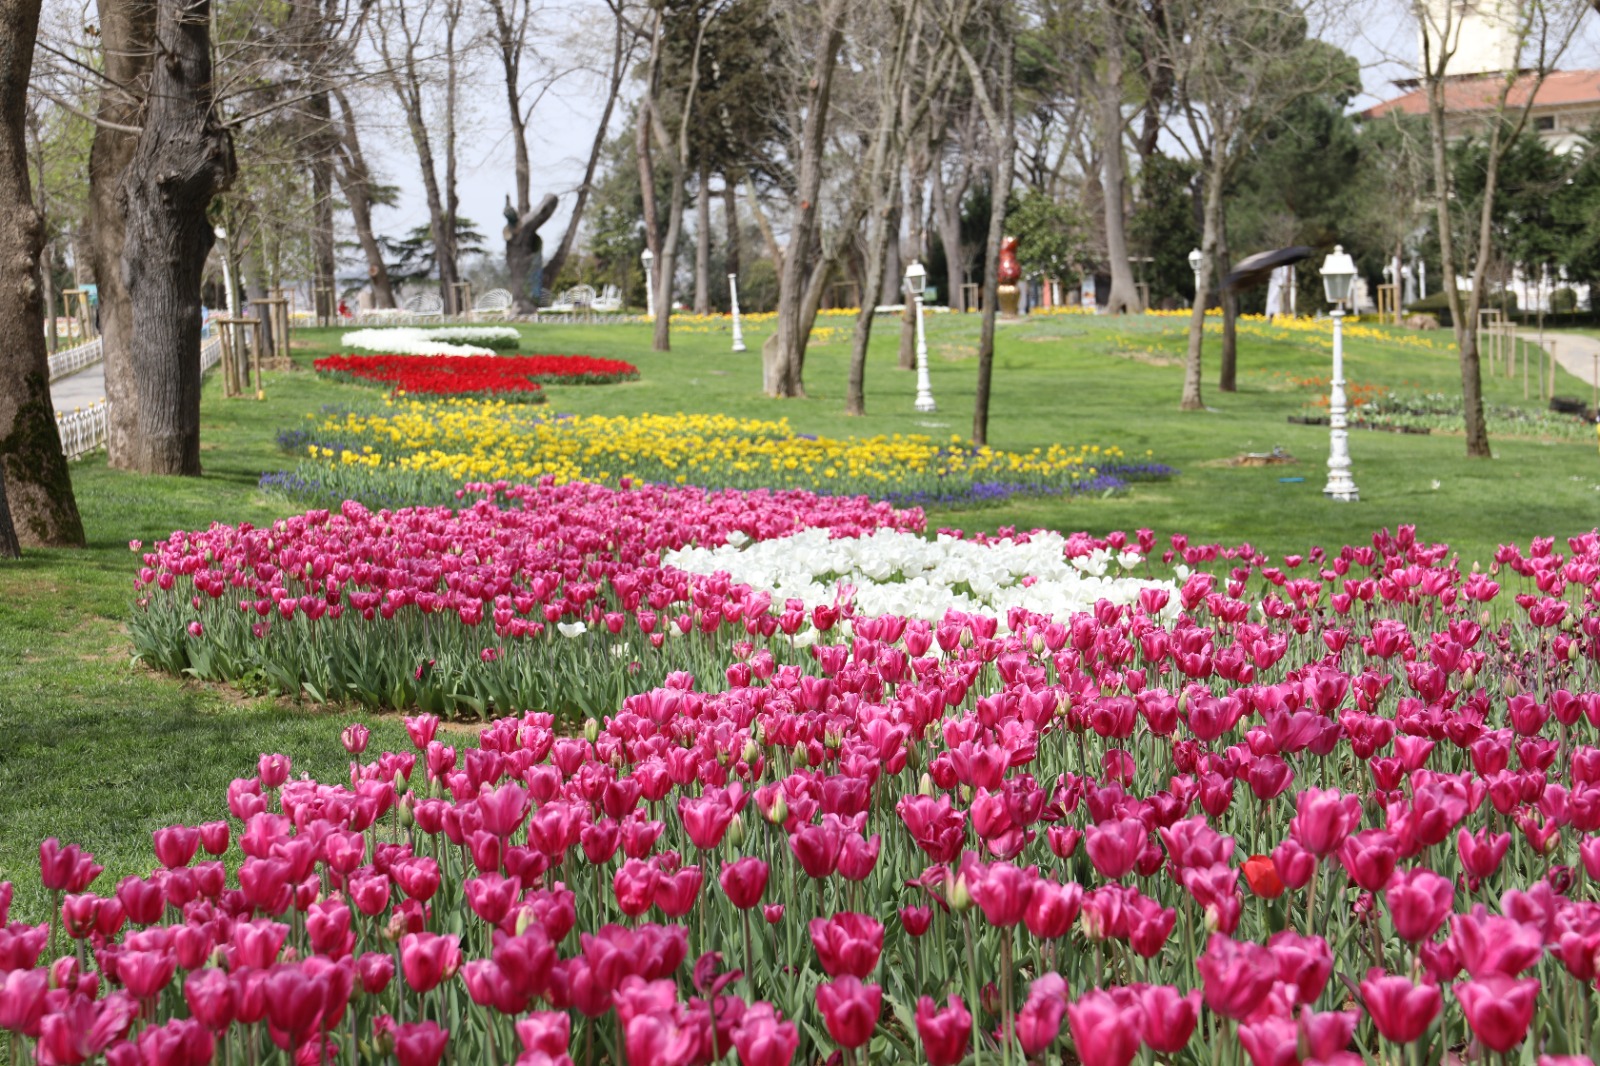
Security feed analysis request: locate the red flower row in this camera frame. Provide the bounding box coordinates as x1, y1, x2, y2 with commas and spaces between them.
313, 354, 639, 398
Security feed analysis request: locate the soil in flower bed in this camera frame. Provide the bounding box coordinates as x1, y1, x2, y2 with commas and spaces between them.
313, 354, 640, 399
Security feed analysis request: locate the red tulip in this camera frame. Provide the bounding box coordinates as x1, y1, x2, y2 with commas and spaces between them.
915, 995, 972, 1066
1455, 975, 1539, 1053
1241, 855, 1284, 898
814, 976, 881, 1050
1359, 969, 1441, 1045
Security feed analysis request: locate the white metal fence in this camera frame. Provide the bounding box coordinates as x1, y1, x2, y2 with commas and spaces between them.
47, 338, 103, 382
56, 337, 225, 462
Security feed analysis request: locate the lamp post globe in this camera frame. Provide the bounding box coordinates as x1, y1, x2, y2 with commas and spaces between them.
1319, 245, 1360, 502
640, 248, 656, 320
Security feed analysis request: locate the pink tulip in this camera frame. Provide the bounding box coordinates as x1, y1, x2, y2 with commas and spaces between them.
815, 976, 881, 1050
1066, 989, 1142, 1066
1137, 984, 1199, 1054
732, 1003, 798, 1066
1359, 969, 1441, 1045
1085, 818, 1146, 880
915, 995, 972, 1066
1197, 935, 1278, 1021
399, 933, 461, 993
719, 857, 769, 910
1384, 868, 1454, 943
1455, 974, 1539, 1053
395, 1021, 449, 1066
1015, 973, 1068, 1055
808, 913, 883, 978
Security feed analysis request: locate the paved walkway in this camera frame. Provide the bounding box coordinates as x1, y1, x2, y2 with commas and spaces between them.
50, 359, 106, 413
1518, 330, 1600, 393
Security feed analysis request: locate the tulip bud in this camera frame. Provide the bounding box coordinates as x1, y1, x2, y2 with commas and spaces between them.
514, 907, 538, 937
1461, 669, 1475, 689
742, 738, 759, 764
393, 771, 407, 795
905, 742, 922, 772
584, 718, 599, 743
960, 629, 974, 649
1031, 634, 1045, 655
919, 773, 934, 797
793, 744, 808, 769
1569, 641, 1581, 662
947, 872, 971, 913
1502, 675, 1520, 698
766, 795, 788, 826
727, 813, 746, 848
752, 721, 767, 746
398, 795, 415, 828
825, 729, 842, 751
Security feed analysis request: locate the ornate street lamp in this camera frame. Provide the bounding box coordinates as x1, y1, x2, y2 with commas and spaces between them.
905, 260, 935, 412
728, 273, 746, 353
1319, 245, 1360, 502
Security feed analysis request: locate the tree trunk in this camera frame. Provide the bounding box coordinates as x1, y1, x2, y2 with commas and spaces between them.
1181, 157, 1223, 411
311, 96, 336, 323
1218, 210, 1237, 392
88, 0, 154, 470
653, 172, 686, 352
694, 164, 711, 315
504, 194, 557, 312
1099, 5, 1140, 315
116, 0, 234, 475
846, 198, 897, 416
932, 167, 966, 312
0, 0, 84, 546
543, 0, 627, 291
769, 0, 846, 397
0, 465, 20, 558
332, 90, 395, 309
972, 60, 1015, 447
723, 179, 740, 284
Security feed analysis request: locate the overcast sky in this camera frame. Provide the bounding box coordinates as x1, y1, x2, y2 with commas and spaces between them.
362, 2, 1600, 263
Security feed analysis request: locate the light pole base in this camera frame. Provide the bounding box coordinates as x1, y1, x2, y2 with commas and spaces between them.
732, 342, 747, 353
914, 399, 937, 413
1323, 484, 1359, 502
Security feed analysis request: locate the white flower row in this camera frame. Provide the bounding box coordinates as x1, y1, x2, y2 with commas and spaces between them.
665, 528, 1178, 631
338, 326, 520, 356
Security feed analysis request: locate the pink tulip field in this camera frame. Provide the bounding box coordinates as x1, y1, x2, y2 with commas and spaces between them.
9, 478, 1600, 1065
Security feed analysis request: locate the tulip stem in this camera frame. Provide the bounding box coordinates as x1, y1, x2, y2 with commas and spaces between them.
1000, 934, 1014, 1066
963, 915, 981, 1066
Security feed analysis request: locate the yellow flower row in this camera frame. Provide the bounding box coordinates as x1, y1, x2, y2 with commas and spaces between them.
303, 400, 1124, 490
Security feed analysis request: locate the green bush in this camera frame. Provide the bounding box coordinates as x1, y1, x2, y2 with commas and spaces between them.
1551, 286, 1578, 313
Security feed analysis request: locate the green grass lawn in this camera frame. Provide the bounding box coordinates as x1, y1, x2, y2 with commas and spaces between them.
0, 310, 1595, 919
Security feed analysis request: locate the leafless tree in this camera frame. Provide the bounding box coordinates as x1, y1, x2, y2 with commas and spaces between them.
1411, 0, 1586, 457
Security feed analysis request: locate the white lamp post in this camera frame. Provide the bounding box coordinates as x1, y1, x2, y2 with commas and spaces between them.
728, 272, 746, 352
641, 248, 656, 320
215, 226, 237, 320
906, 260, 935, 412
1188, 247, 1203, 304
1319, 245, 1360, 502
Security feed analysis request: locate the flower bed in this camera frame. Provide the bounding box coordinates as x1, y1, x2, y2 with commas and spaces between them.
340, 326, 522, 355
130, 482, 925, 716
266, 402, 1174, 510
313, 354, 638, 398
29, 522, 1600, 1065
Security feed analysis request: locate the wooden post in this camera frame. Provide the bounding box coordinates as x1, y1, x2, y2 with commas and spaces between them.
271, 298, 290, 363
219, 324, 238, 396
1523, 337, 1529, 399
1591, 353, 1597, 417
452, 280, 473, 319
1549, 338, 1557, 399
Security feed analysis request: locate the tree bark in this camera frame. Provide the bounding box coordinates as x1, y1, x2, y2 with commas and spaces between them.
0, 0, 84, 546
1218, 209, 1237, 392
971, 42, 1015, 448
901, 135, 933, 369
723, 179, 740, 283
0, 465, 20, 558
694, 164, 711, 315
846, 196, 898, 416
311, 94, 337, 322
769, 0, 846, 397
1098, 3, 1139, 315
504, 193, 556, 312
931, 162, 967, 312
332, 90, 395, 309
116, 0, 235, 475
89, 0, 154, 470
1181, 153, 1223, 411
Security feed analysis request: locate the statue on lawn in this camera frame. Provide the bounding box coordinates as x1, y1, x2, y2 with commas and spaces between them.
998, 235, 1021, 317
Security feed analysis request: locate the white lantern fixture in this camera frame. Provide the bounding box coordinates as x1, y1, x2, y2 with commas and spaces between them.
1318, 245, 1360, 502
640, 248, 656, 320
1187, 247, 1203, 275
905, 260, 935, 413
